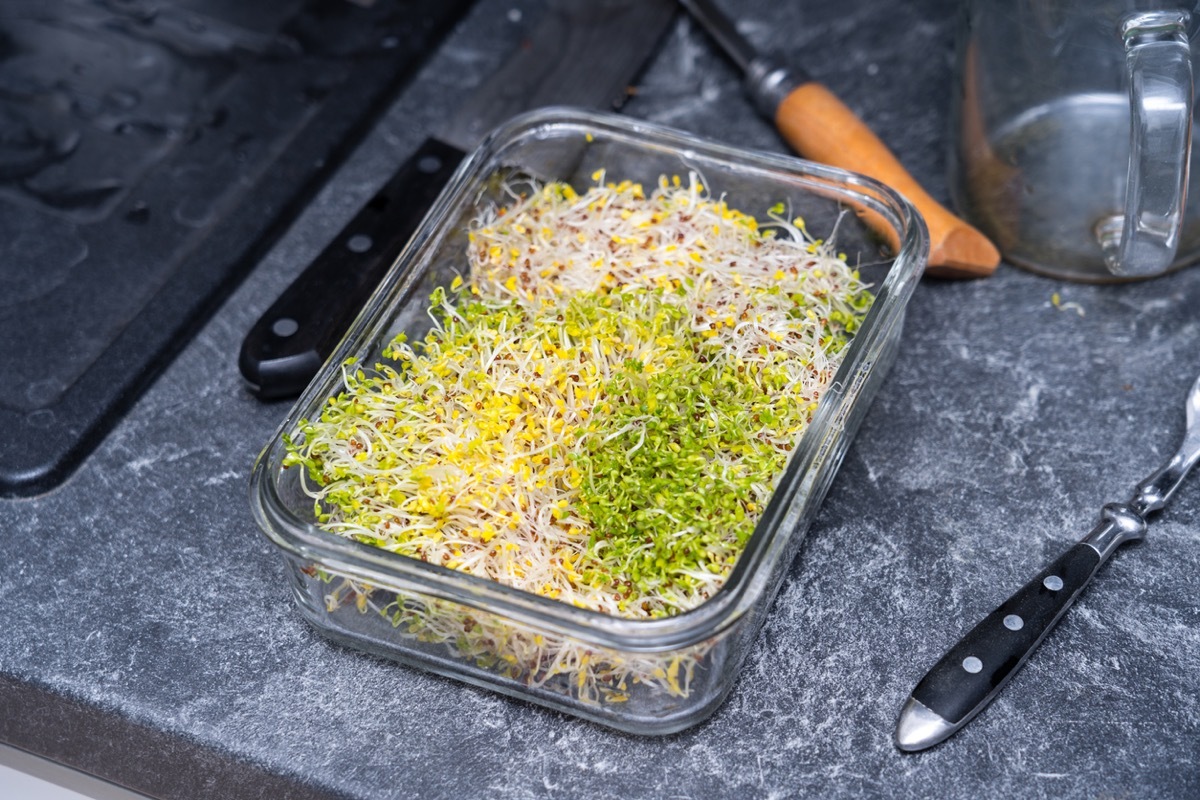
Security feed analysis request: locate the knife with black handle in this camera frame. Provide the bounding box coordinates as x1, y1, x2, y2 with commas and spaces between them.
896, 371, 1200, 751
239, 0, 678, 400
239, 139, 463, 400
894, 519, 1134, 752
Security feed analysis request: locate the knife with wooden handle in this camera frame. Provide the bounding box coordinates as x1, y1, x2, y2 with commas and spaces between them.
680, 0, 999, 279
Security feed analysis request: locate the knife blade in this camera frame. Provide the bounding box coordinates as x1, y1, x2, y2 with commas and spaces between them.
679, 0, 999, 279
239, 0, 678, 400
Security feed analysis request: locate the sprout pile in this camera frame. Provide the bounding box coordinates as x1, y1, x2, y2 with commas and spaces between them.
284, 172, 873, 701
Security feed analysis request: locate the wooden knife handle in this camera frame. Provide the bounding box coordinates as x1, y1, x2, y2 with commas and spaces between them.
775, 82, 999, 279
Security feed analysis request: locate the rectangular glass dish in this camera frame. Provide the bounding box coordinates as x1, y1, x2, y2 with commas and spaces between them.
249, 107, 927, 734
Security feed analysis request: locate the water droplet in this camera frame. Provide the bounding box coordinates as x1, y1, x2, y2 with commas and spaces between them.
26, 377, 70, 409
0, 109, 65, 180
24, 179, 124, 212
125, 202, 151, 224
173, 194, 216, 228
53, 128, 82, 158
109, 0, 160, 24
106, 88, 141, 110
272, 318, 299, 337
25, 409, 56, 429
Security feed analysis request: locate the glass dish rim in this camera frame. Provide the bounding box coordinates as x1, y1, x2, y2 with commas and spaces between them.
249, 106, 928, 654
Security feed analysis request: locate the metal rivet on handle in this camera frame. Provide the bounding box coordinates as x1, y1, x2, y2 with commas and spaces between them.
962, 656, 983, 674
1044, 575, 1064, 591
271, 318, 299, 337
1003, 614, 1024, 631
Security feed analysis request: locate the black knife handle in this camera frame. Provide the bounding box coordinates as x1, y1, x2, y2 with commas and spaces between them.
896, 503, 1148, 752
911, 543, 1102, 726
239, 138, 466, 400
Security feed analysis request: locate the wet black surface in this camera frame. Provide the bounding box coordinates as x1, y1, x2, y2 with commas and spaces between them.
0, 0, 469, 495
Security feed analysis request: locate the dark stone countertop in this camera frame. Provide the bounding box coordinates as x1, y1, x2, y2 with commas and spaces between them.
3, 1, 1198, 798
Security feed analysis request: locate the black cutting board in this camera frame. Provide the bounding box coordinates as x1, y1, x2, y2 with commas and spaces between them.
0, 0, 471, 496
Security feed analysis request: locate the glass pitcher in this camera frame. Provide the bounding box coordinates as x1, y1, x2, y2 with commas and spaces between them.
951, 1, 1200, 282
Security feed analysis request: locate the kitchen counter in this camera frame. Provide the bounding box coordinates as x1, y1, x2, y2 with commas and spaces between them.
3, 0, 1198, 797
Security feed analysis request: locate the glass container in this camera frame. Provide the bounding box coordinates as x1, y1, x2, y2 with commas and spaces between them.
249, 107, 927, 734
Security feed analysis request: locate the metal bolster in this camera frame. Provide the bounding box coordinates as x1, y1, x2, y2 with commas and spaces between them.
745, 56, 803, 118
1081, 503, 1147, 559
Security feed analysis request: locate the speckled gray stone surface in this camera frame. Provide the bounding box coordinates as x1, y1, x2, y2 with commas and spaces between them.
3, 1, 1199, 798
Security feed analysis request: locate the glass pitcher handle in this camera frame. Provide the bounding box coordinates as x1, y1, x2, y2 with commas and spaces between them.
1105, 10, 1193, 277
